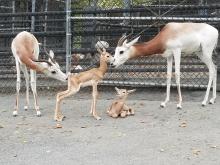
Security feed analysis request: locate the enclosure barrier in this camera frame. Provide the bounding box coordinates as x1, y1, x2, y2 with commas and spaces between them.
0, 0, 219, 93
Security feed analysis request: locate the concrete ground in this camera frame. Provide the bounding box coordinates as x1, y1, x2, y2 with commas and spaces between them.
0, 87, 220, 165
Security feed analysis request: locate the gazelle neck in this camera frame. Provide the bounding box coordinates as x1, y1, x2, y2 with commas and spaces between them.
130, 38, 165, 58
22, 58, 46, 73
98, 59, 108, 75
118, 95, 127, 102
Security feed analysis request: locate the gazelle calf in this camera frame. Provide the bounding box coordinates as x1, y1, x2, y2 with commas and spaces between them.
11, 31, 67, 116
111, 23, 218, 109
54, 48, 113, 121
107, 87, 136, 118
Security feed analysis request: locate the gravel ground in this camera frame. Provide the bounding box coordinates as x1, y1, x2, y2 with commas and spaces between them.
0, 87, 220, 165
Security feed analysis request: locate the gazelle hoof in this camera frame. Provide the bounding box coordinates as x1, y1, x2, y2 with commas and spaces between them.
209, 98, 215, 104
13, 111, 18, 117
36, 111, 41, 117
95, 116, 101, 120
24, 106, 28, 111
202, 101, 206, 107
160, 102, 166, 108
177, 104, 182, 109
54, 115, 65, 122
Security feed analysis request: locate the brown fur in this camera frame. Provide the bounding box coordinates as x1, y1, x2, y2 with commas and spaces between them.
54, 49, 113, 121
107, 87, 136, 118
12, 31, 40, 71
132, 25, 171, 58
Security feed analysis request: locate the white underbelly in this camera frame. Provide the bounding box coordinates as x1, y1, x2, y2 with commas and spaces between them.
80, 80, 99, 87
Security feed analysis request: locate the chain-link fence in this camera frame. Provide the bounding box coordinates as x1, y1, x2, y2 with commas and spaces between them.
0, 0, 220, 93
0, 0, 67, 93
71, 0, 220, 89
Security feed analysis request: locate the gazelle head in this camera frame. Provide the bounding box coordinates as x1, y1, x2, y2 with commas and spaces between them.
115, 87, 136, 99
111, 35, 140, 68
35, 50, 67, 82
97, 48, 114, 63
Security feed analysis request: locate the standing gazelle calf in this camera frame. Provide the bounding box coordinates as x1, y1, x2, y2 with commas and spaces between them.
54, 48, 113, 121
11, 31, 67, 116
111, 23, 218, 108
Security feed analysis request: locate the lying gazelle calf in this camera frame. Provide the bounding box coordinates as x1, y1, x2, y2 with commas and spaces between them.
107, 87, 136, 118
54, 48, 113, 121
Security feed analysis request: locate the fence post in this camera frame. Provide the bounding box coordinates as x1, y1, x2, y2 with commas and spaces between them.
31, 0, 36, 32
12, 0, 15, 32
66, 0, 72, 73
43, 0, 48, 56
123, 0, 130, 26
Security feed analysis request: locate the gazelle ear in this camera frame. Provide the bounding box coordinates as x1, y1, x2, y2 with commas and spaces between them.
49, 50, 55, 59
127, 89, 136, 94
125, 36, 140, 48
122, 39, 128, 47
115, 87, 120, 93
97, 48, 102, 55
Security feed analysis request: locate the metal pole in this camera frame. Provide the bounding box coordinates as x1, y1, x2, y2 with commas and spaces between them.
31, 0, 36, 32
66, 0, 71, 73
44, 0, 48, 51
123, 0, 130, 25
12, 0, 15, 32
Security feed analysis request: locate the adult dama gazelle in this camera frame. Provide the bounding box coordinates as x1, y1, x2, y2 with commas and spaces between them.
111, 23, 218, 109
11, 31, 67, 117
54, 48, 113, 121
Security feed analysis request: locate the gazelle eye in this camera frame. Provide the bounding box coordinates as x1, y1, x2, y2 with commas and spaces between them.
51, 71, 56, 74
119, 51, 124, 54
107, 55, 109, 57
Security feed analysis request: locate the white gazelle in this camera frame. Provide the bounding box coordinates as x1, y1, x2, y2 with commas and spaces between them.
111, 23, 218, 108
11, 31, 67, 116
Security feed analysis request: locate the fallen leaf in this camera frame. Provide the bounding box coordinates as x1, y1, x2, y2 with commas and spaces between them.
160, 148, 165, 152
139, 103, 144, 106
55, 123, 62, 129
192, 149, 201, 155
210, 145, 217, 149
81, 126, 87, 128
179, 121, 187, 128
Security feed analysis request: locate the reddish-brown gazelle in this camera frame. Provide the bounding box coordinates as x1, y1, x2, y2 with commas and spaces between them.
11, 31, 67, 116
111, 23, 218, 109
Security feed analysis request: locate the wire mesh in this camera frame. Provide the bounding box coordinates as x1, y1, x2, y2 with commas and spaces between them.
71, 0, 220, 89
0, 0, 219, 94
0, 0, 67, 93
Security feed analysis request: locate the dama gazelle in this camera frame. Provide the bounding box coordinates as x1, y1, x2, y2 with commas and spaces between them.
54, 48, 113, 121
11, 31, 67, 117
107, 87, 136, 118
111, 23, 218, 109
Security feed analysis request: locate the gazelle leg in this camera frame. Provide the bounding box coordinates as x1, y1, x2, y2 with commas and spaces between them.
13, 59, 21, 116
20, 65, 29, 110
123, 104, 130, 115
209, 66, 217, 104
120, 111, 127, 118
124, 104, 134, 115
161, 56, 173, 108
201, 59, 215, 106
91, 83, 101, 120
30, 69, 40, 116
54, 86, 79, 121
173, 49, 182, 109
